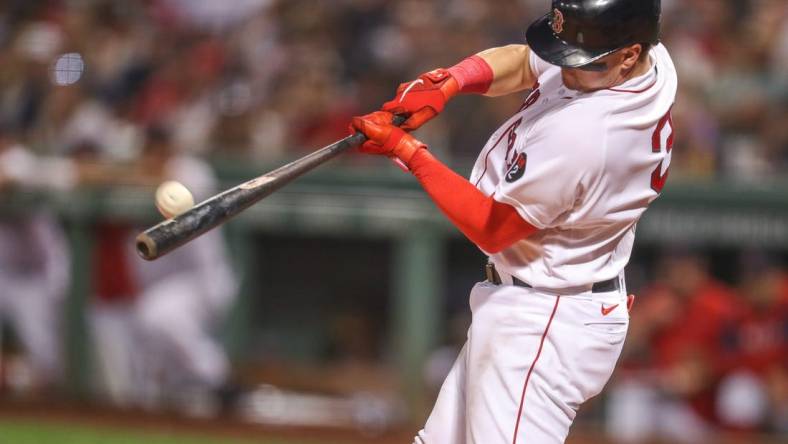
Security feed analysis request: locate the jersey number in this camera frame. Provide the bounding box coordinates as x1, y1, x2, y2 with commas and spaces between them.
650, 109, 674, 194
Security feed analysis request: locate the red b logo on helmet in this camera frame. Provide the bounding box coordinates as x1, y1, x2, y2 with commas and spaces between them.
551, 9, 565, 34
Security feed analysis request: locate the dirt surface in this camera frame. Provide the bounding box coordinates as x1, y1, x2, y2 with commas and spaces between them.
0, 397, 608, 443
3, 397, 782, 444
0, 398, 651, 444
0, 398, 415, 444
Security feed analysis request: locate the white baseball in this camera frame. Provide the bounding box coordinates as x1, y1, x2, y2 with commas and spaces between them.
155, 180, 194, 219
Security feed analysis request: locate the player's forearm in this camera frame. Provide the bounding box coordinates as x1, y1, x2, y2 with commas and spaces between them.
475, 45, 536, 96
408, 149, 537, 253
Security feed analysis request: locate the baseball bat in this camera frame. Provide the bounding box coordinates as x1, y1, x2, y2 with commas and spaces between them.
136, 114, 406, 261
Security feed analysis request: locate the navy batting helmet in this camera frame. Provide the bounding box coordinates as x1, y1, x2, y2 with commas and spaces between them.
526, 0, 661, 69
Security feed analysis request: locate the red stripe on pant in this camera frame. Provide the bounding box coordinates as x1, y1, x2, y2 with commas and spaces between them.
512, 297, 560, 443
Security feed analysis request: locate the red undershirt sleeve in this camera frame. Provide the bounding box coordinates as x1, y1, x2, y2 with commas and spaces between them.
407, 148, 538, 253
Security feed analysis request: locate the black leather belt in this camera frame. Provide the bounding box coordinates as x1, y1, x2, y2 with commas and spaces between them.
485, 263, 620, 293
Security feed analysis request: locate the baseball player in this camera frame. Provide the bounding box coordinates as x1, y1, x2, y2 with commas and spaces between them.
130, 148, 237, 410
350, 1, 675, 443
85, 127, 237, 410
0, 135, 71, 389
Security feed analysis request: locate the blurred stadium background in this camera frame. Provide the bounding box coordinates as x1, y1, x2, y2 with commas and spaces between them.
0, 0, 786, 443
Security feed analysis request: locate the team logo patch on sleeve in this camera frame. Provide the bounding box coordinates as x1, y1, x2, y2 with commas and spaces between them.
505, 153, 527, 183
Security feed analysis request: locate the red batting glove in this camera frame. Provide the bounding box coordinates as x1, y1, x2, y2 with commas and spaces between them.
382, 69, 460, 131
351, 111, 427, 166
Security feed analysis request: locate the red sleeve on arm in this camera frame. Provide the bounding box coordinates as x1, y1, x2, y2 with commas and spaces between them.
408, 149, 537, 253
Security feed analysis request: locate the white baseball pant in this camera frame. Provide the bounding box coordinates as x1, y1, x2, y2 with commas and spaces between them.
134, 272, 231, 390
415, 279, 629, 444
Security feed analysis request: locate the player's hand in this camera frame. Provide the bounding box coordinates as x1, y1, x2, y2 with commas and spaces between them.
350, 111, 427, 165
381, 69, 459, 131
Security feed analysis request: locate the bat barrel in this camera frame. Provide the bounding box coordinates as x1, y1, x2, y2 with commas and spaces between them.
136, 185, 255, 260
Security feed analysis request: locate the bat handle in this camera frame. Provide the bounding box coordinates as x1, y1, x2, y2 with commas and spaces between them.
392, 114, 408, 127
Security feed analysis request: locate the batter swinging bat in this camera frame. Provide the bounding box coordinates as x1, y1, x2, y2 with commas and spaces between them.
136, 115, 406, 261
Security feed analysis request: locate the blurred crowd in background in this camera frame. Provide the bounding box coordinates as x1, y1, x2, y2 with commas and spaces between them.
0, 0, 785, 175
607, 251, 788, 442
0, 0, 786, 442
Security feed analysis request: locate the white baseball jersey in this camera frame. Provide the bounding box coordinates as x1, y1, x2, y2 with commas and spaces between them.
470, 44, 677, 290
0, 211, 69, 383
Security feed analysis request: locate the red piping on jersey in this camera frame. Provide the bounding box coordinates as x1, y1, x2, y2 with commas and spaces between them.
512, 297, 560, 444
408, 149, 537, 253
473, 119, 522, 187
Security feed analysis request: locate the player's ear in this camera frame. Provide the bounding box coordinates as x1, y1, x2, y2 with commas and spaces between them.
619, 44, 642, 71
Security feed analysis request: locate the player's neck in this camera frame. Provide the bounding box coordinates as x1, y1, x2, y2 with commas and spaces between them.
617, 56, 653, 85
